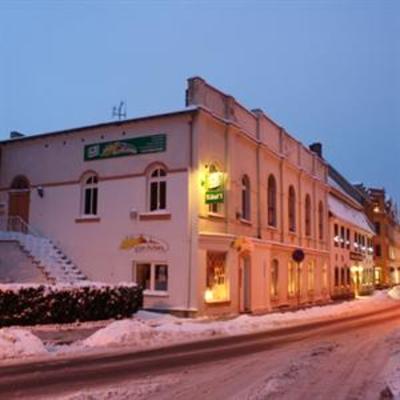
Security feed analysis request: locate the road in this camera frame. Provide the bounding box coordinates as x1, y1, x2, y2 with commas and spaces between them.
1, 302, 400, 399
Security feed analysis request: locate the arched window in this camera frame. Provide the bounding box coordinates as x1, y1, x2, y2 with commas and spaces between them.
267, 175, 277, 227
241, 175, 251, 220
82, 173, 98, 216
271, 259, 279, 297
288, 261, 296, 296
318, 201, 324, 240
305, 194, 312, 237
307, 261, 315, 291
288, 185, 296, 232
11, 175, 30, 190
149, 167, 167, 211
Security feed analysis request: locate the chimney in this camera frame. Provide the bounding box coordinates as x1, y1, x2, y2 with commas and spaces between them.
309, 142, 323, 158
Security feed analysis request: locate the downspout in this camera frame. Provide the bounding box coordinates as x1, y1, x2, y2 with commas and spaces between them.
255, 115, 262, 239
279, 129, 285, 243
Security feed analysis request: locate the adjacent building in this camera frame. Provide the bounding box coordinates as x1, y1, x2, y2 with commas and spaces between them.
0, 77, 331, 316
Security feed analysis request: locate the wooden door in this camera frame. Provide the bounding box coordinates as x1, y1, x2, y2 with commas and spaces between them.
9, 191, 30, 223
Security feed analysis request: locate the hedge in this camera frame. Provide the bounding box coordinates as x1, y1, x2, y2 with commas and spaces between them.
0, 283, 143, 327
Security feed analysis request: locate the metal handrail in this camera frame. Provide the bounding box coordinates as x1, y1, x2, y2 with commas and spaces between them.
0, 216, 42, 237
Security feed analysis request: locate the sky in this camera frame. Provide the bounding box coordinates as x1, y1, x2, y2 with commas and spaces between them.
0, 0, 399, 201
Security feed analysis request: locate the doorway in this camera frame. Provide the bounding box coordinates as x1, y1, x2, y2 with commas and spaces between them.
8, 175, 30, 224
239, 255, 251, 313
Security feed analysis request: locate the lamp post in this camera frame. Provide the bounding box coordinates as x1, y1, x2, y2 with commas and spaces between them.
292, 249, 305, 307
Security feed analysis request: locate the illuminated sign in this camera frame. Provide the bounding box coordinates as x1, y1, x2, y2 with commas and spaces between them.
205, 171, 225, 204
120, 235, 168, 253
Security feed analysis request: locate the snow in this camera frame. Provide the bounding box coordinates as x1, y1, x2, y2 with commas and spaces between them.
388, 286, 400, 300
0, 328, 47, 360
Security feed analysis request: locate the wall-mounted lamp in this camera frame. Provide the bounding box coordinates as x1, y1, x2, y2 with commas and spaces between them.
37, 186, 44, 198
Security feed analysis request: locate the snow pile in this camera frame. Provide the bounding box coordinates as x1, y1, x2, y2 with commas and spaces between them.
388, 286, 400, 300
0, 328, 47, 360
384, 329, 400, 399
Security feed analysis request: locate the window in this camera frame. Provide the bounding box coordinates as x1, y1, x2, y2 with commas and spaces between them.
208, 164, 223, 215
305, 194, 312, 237
340, 267, 346, 286
135, 263, 168, 292
267, 175, 277, 227
375, 222, 381, 235
206, 252, 228, 302
346, 229, 350, 249
334, 267, 340, 287
375, 244, 382, 257
288, 261, 297, 296
82, 173, 98, 216
334, 224, 339, 247
340, 226, 345, 248
322, 264, 328, 289
241, 175, 251, 220
318, 201, 324, 240
307, 261, 314, 291
346, 266, 351, 286
149, 167, 167, 211
288, 186, 296, 232
271, 259, 279, 297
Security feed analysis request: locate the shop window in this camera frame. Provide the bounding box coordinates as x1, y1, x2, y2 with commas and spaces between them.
135, 263, 168, 293
334, 266, 339, 287
267, 175, 277, 227
305, 194, 312, 237
206, 252, 228, 302
288, 261, 297, 296
288, 186, 296, 232
307, 261, 315, 291
271, 259, 279, 297
149, 167, 167, 211
241, 175, 251, 221
318, 201, 324, 240
81, 173, 98, 216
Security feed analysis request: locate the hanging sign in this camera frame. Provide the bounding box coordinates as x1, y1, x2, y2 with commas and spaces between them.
205, 171, 225, 204
84, 134, 166, 161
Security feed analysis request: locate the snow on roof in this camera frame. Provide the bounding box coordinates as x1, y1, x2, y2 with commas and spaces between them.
328, 194, 375, 235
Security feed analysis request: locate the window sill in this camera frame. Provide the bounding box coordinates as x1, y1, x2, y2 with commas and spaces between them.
208, 212, 225, 220
139, 211, 171, 221
205, 299, 231, 305
240, 218, 252, 226
143, 290, 169, 297
75, 216, 101, 223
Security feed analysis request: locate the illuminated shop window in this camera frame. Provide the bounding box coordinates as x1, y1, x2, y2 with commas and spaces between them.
205, 252, 228, 302
81, 173, 98, 216
288, 186, 296, 232
149, 167, 167, 211
307, 261, 315, 291
271, 259, 279, 297
288, 261, 297, 296
135, 263, 168, 292
267, 175, 277, 227
305, 194, 312, 237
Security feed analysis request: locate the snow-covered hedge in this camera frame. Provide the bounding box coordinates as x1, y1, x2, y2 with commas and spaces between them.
0, 283, 143, 327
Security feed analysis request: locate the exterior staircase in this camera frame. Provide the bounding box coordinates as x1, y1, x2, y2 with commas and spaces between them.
0, 216, 88, 284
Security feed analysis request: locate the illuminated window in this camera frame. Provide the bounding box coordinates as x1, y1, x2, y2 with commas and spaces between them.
135, 263, 168, 292
307, 261, 314, 291
81, 173, 98, 216
334, 224, 339, 247
271, 259, 279, 297
208, 164, 223, 214
241, 175, 251, 220
305, 194, 312, 237
322, 264, 328, 289
318, 201, 324, 240
288, 261, 297, 296
149, 167, 167, 211
288, 186, 296, 232
206, 252, 228, 302
267, 175, 277, 227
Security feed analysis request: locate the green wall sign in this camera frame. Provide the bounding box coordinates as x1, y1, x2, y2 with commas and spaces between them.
205, 171, 225, 204
84, 134, 166, 161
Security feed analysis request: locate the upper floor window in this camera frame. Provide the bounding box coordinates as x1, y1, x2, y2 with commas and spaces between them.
318, 201, 324, 240
149, 167, 167, 211
82, 173, 98, 216
241, 175, 251, 221
288, 185, 296, 232
267, 174, 277, 227
305, 194, 312, 237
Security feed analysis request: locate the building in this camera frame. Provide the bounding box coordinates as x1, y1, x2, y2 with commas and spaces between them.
355, 186, 400, 287
0, 77, 331, 316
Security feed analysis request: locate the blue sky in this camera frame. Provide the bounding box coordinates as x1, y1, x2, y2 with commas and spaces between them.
0, 0, 399, 201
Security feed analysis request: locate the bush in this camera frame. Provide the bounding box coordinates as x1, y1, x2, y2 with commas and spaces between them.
0, 283, 143, 327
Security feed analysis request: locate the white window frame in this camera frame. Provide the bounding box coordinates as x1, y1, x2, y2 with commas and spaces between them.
148, 167, 167, 212
133, 261, 169, 295
81, 173, 98, 216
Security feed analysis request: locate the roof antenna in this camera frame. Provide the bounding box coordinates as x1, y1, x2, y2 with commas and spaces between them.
112, 101, 127, 120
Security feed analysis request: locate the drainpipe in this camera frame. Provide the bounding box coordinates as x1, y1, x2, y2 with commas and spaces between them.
255, 116, 262, 239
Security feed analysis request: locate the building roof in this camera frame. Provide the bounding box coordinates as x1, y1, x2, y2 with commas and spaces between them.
328, 194, 375, 235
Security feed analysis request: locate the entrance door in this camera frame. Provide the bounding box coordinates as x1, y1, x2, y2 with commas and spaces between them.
9, 191, 30, 223
239, 256, 251, 313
